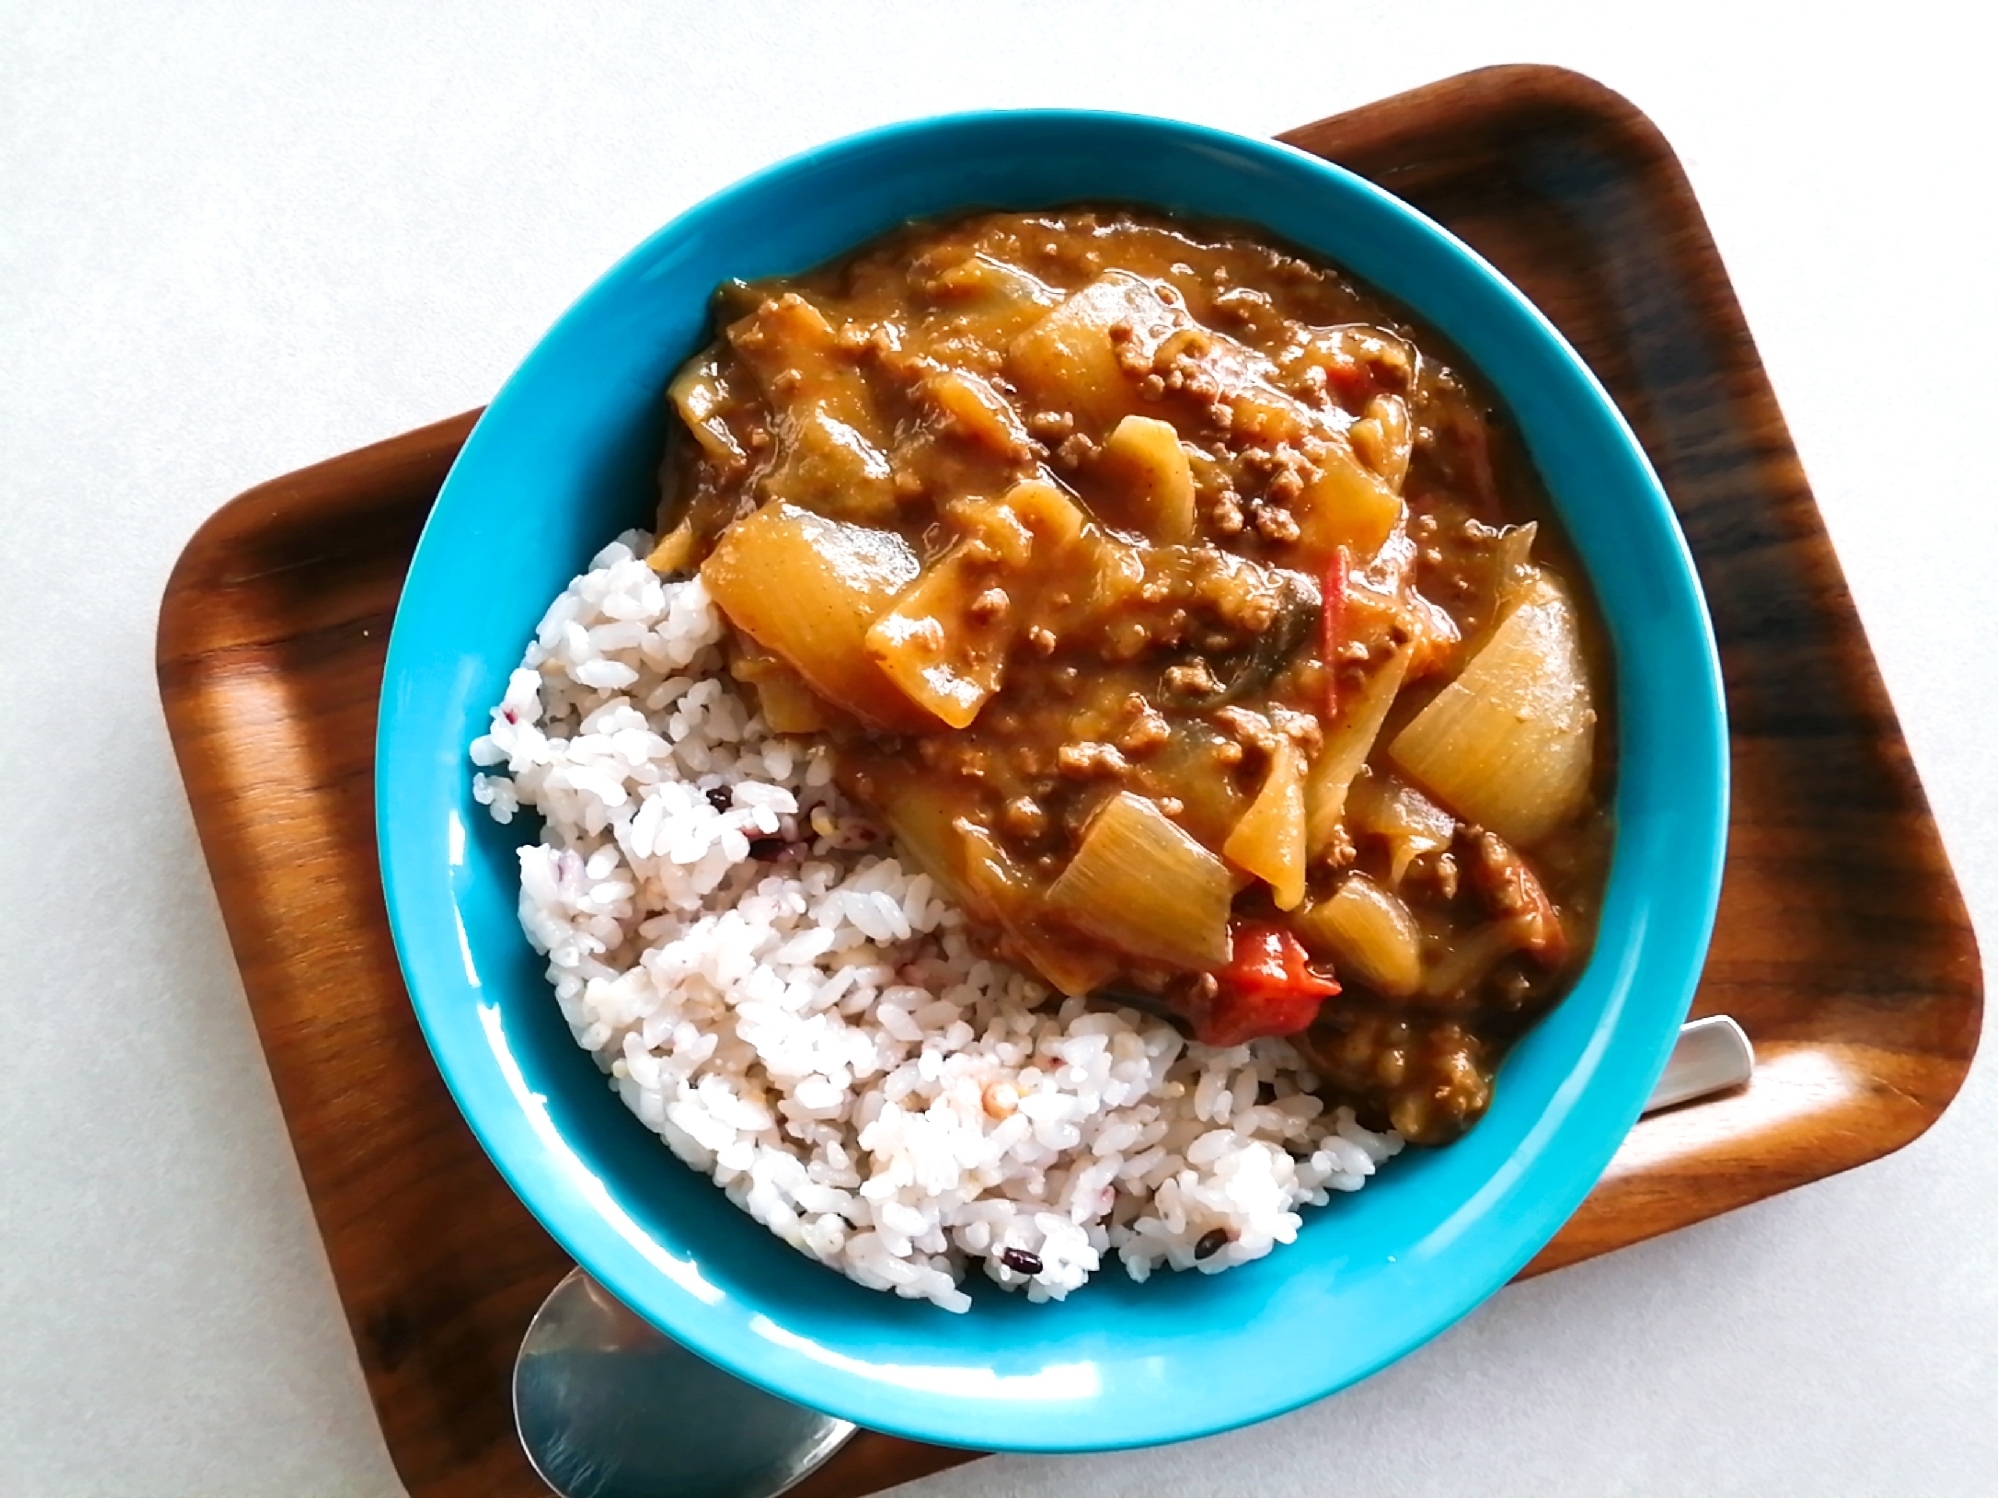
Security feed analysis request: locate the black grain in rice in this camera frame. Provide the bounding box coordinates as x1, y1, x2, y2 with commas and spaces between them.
999, 1246, 1043, 1275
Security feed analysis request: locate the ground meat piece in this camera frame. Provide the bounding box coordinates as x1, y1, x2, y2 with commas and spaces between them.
1294, 1015, 1492, 1145
1011, 745, 1049, 778
967, 586, 1010, 623
1117, 704, 1171, 756
1056, 741, 1131, 778
1163, 660, 1222, 700
1002, 796, 1048, 840
1465, 829, 1567, 964
1428, 851, 1460, 900
1103, 619, 1151, 661
1249, 503, 1300, 543
1202, 575, 1280, 634
1212, 286, 1272, 324
1212, 706, 1279, 755
1269, 706, 1323, 755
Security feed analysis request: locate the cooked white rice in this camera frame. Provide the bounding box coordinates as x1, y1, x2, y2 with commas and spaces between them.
470, 532, 1401, 1311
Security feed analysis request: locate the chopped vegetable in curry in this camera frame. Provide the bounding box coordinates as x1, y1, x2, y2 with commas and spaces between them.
650, 208, 1612, 1145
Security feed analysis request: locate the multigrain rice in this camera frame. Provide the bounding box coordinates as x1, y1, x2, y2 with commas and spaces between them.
471, 533, 1401, 1311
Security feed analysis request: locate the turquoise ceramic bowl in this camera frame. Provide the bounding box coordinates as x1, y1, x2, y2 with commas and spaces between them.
377, 110, 1727, 1451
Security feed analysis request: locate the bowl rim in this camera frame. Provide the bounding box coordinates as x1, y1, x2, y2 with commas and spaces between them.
377, 106, 1729, 1451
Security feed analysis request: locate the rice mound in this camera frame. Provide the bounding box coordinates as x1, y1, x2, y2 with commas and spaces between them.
471, 533, 1401, 1311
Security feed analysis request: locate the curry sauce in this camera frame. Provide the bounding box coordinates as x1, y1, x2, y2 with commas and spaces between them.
650, 208, 1611, 1145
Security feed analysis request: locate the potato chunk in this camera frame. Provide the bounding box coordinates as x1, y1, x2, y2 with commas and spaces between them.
1305, 645, 1413, 856
729, 646, 834, 734
1294, 438, 1404, 565
725, 293, 861, 416
960, 822, 1121, 998
1007, 272, 1181, 429
645, 518, 697, 575
699, 503, 935, 733
864, 528, 1026, 729
1092, 415, 1196, 543
761, 408, 898, 521
925, 253, 1064, 338
918, 367, 1034, 465
865, 482, 1091, 728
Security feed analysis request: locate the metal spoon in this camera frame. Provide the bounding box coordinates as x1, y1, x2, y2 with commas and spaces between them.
514, 1270, 854, 1498
1645, 1014, 1754, 1113
513, 1014, 1754, 1498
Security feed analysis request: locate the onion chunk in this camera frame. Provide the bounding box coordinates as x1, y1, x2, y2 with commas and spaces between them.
1224, 737, 1307, 909
1295, 873, 1422, 998
1305, 645, 1413, 856
1388, 571, 1594, 846
1046, 792, 1233, 971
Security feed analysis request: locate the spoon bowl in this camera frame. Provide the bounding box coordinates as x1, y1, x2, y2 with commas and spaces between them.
515, 1268, 855, 1498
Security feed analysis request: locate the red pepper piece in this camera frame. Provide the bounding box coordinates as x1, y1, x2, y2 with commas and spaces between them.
1322, 354, 1369, 401
1195, 924, 1340, 1048
1320, 548, 1348, 720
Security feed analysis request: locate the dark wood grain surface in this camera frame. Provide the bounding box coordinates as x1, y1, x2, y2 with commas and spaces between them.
155, 65, 1981, 1498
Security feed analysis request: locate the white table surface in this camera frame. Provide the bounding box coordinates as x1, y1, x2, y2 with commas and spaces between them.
4, 3, 1993, 1494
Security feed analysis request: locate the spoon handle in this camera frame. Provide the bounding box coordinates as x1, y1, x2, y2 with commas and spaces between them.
1644, 1015, 1754, 1115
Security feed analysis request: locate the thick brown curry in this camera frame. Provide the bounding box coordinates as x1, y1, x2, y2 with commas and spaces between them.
648, 208, 1611, 1145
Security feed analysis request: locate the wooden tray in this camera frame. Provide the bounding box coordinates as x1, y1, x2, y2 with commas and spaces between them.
156, 65, 1982, 1498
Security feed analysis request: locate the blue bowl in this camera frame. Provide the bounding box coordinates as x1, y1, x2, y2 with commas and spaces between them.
377, 110, 1727, 1451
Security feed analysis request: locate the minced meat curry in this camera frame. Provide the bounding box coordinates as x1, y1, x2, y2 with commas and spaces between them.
647, 208, 1612, 1145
